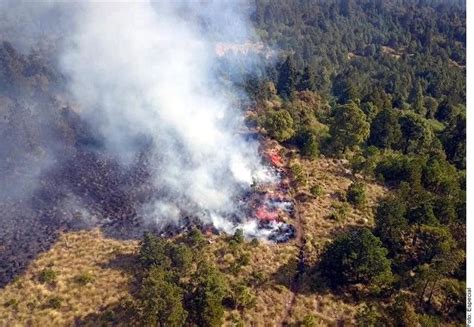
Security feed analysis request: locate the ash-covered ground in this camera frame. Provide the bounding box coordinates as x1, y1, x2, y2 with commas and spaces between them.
0, 41, 295, 287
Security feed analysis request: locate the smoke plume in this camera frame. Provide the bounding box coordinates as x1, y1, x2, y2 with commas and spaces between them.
59, 2, 273, 236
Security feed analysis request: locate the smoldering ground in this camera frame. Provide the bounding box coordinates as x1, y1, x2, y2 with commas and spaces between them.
0, 1, 283, 286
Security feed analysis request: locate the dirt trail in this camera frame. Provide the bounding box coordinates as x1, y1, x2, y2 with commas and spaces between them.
279, 200, 338, 327
279, 200, 305, 326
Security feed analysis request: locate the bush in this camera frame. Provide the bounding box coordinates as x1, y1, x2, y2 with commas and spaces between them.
4, 298, 19, 309
294, 128, 319, 159
74, 272, 95, 285
299, 315, 318, 326
329, 202, 349, 222
232, 229, 244, 244
310, 184, 323, 197
260, 109, 295, 142
38, 268, 57, 284
233, 284, 256, 309
346, 182, 366, 207
250, 238, 260, 247
45, 296, 62, 309
290, 162, 307, 186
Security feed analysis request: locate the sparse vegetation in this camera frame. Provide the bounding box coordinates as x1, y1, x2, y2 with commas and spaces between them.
309, 184, 322, 197
38, 268, 57, 285
346, 182, 366, 207
0, 0, 465, 326
74, 272, 95, 285
44, 296, 62, 309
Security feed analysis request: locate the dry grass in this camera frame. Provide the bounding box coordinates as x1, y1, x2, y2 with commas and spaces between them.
0, 229, 138, 327
0, 155, 387, 326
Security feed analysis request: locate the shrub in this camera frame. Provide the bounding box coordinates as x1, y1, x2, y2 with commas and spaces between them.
4, 298, 19, 309
329, 202, 348, 222
250, 238, 260, 247
233, 284, 256, 309
260, 109, 295, 142
300, 315, 318, 326
45, 296, 62, 309
290, 162, 307, 186
346, 182, 366, 207
310, 184, 323, 197
38, 268, 57, 284
232, 229, 244, 244
74, 272, 95, 285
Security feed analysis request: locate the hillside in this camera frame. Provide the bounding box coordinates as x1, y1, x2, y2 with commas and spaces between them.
0, 1, 466, 326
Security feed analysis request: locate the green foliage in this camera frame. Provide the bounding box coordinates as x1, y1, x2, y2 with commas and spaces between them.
4, 298, 19, 310
309, 184, 322, 197
387, 294, 419, 327
139, 232, 193, 274
38, 268, 57, 285
233, 283, 256, 309
290, 162, 307, 186
249, 238, 260, 247
297, 66, 316, 92
299, 314, 318, 327
329, 202, 349, 222
319, 228, 393, 287
45, 296, 62, 309
346, 182, 366, 207
374, 196, 408, 253
74, 272, 95, 286
232, 229, 244, 244
260, 109, 295, 142
186, 228, 206, 249
374, 153, 423, 186
277, 56, 297, 99
294, 127, 319, 158
189, 263, 229, 327
139, 232, 172, 269
329, 101, 369, 153
399, 112, 433, 154
368, 109, 402, 149
355, 304, 383, 327
137, 267, 187, 327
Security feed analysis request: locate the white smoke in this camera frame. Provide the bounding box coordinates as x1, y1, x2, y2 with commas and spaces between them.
60, 2, 274, 236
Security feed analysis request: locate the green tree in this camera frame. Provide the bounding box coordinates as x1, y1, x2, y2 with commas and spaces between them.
355, 304, 383, 327
260, 109, 295, 142
329, 101, 369, 153
189, 263, 228, 327
297, 66, 316, 91
441, 113, 465, 169
410, 80, 425, 116
137, 267, 187, 327
399, 112, 433, 154
374, 196, 408, 254
319, 228, 393, 287
294, 127, 319, 158
368, 109, 402, 149
139, 232, 172, 269
277, 56, 297, 99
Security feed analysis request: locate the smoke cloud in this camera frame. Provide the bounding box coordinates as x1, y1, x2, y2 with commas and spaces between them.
59, 2, 274, 236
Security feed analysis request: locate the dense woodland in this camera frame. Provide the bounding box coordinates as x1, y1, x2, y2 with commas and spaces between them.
240, 0, 466, 325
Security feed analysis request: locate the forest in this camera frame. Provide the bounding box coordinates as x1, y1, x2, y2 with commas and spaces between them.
0, 0, 466, 326
240, 0, 466, 325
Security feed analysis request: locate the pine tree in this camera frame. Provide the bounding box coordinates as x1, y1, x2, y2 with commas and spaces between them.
276, 56, 297, 99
